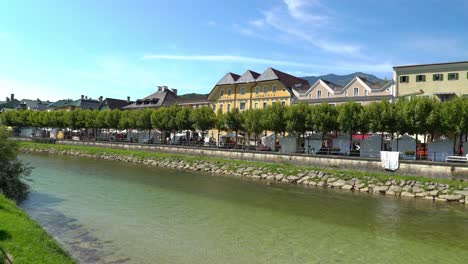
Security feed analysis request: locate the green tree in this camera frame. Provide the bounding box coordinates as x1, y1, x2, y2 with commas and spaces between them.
285, 103, 309, 150
214, 109, 226, 147
137, 109, 154, 141
441, 98, 465, 153
0, 127, 31, 201
310, 102, 338, 149
190, 106, 216, 140
225, 108, 243, 149
337, 101, 363, 154
241, 109, 265, 146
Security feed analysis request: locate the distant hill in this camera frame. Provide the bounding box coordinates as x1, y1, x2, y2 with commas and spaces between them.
301, 72, 386, 87
177, 93, 208, 102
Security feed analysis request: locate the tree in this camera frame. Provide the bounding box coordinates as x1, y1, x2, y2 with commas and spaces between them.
310, 103, 338, 149
175, 107, 193, 143
225, 108, 243, 149
0, 127, 31, 201
285, 103, 309, 150
214, 109, 226, 147
337, 102, 363, 154
241, 109, 265, 146
441, 98, 465, 154
137, 109, 154, 141
190, 106, 216, 140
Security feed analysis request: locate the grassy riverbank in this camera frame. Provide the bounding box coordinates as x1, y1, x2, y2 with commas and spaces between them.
0, 195, 75, 264
19, 141, 468, 189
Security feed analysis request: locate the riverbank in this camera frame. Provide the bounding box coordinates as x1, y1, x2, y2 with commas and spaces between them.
19, 142, 468, 204
0, 194, 75, 264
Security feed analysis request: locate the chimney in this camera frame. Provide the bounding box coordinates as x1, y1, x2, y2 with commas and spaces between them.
171, 88, 178, 96
127, 96, 131, 103
6, 97, 9, 102
10, 93, 14, 101
99, 96, 103, 102
157, 86, 162, 92
81, 95, 84, 100
85, 96, 88, 100
37, 98, 41, 103
162, 85, 168, 91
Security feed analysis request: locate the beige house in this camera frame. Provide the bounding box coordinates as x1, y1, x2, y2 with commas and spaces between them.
292, 76, 394, 105
393, 61, 468, 101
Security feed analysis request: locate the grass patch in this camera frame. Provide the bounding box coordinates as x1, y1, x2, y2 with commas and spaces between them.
0, 194, 75, 264
19, 141, 468, 189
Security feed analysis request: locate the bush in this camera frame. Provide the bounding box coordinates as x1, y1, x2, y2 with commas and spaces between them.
0, 127, 31, 201
404, 150, 415, 155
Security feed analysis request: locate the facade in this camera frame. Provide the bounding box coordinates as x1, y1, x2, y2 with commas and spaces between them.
207, 68, 309, 112
123, 86, 178, 110
293, 76, 394, 105
393, 61, 468, 101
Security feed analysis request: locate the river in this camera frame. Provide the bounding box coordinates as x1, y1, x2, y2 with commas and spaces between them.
19, 153, 468, 263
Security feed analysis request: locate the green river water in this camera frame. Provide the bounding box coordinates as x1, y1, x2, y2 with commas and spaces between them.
19, 153, 468, 264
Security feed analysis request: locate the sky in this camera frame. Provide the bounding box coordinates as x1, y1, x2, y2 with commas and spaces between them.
1, 0, 468, 101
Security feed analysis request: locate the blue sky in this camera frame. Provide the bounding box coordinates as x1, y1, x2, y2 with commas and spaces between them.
1, 0, 468, 101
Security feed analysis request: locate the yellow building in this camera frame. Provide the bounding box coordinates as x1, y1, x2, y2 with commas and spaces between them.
207, 67, 309, 112
393, 61, 468, 101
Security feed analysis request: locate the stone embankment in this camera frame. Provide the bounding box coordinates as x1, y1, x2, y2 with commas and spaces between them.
21, 146, 468, 204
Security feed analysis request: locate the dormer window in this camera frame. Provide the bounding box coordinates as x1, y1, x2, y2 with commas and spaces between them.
227, 89, 231, 96
272, 85, 277, 93
240, 87, 246, 95
263, 86, 268, 93
220, 89, 224, 96
353, 87, 359, 96
255, 86, 260, 94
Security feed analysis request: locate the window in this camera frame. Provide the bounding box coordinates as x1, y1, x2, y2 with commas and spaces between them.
227, 88, 231, 96
448, 73, 459, 80
416, 75, 426, 82
433, 74, 443, 81
327, 92, 331, 98
254, 102, 258, 109
227, 104, 231, 112
272, 85, 277, 93
212, 104, 216, 111
353, 87, 359, 96
317, 90, 322, 98
255, 86, 260, 94
263, 86, 269, 93
364, 90, 368, 96
240, 102, 246, 110
219, 104, 223, 113
309, 93, 312, 99
400, 76, 409, 83
263, 101, 267, 108
240, 87, 246, 95
344, 91, 348, 97
220, 89, 224, 96
281, 101, 286, 106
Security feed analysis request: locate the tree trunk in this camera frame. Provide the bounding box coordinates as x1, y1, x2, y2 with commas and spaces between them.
396, 133, 400, 151
380, 132, 384, 151
349, 132, 353, 156
235, 131, 238, 149
273, 132, 277, 152
217, 130, 220, 148
453, 134, 457, 154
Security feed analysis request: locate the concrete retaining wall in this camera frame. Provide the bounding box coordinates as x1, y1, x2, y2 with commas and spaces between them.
53, 140, 468, 180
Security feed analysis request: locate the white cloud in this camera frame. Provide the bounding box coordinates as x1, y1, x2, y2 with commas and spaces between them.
239, 1, 362, 57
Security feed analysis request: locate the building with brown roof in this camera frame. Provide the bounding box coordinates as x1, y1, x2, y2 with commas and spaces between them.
207, 68, 309, 112
123, 86, 178, 110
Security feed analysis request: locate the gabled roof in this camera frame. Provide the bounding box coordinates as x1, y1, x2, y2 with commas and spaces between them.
234, 70, 260, 84
123, 89, 177, 109
99, 98, 133, 110
48, 99, 73, 108
17, 99, 52, 111
297, 79, 342, 95
338, 76, 393, 94
256, 67, 309, 88
216, 72, 241, 85
0, 99, 21, 110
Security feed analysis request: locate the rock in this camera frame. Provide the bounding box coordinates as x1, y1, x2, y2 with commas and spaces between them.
359, 187, 369, 192
355, 183, 366, 189
426, 185, 436, 191
385, 180, 392, 186
307, 181, 317, 186
454, 190, 468, 196
401, 192, 415, 198
281, 179, 289, 183
415, 192, 428, 198
402, 185, 412, 192
435, 197, 447, 202
373, 186, 389, 194
342, 184, 354, 190
317, 171, 325, 178
423, 196, 434, 201
412, 187, 424, 193
386, 190, 395, 195
287, 176, 300, 182
429, 190, 440, 197
275, 174, 284, 181
251, 175, 262, 180
388, 185, 402, 193
332, 180, 347, 188
316, 181, 326, 187
266, 175, 275, 181
439, 194, 463, 201
252, 170, 263, 175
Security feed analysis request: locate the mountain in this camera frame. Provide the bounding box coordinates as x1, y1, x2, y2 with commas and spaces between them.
301, 72, 386, 87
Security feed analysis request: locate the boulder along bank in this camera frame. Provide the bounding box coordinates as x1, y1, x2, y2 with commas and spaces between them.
20, 144, 468, 205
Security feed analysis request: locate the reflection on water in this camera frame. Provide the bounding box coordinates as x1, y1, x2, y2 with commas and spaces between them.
20, 153, 468, 264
